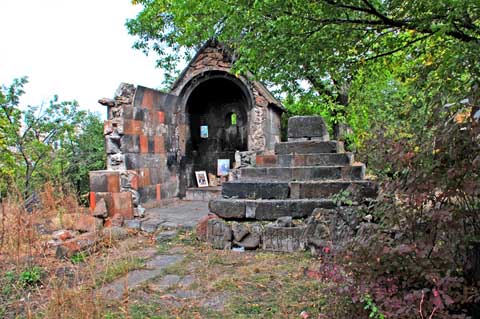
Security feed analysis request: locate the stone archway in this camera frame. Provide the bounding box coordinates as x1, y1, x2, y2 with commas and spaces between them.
182, 74, 252, 190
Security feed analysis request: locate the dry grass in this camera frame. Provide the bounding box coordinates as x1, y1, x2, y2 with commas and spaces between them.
0, 184, 155, 319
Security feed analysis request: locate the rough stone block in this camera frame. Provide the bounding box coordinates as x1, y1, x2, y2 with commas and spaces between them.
123, 119, 143, 135
139, 135, 149, 153
75, 215, 103, 233
287, 116, 329, 140
255, 155, 278, 167
262, 224, 308, 252
120, 135, 140, 153
275, 141, 344, 155
141, 88, 154, 110
55, 232, 100, 259
105, 136, 121, 154
222, 181, 290, 199
293, 153, 354, 166
110, 192, 133, 219
206, 219, 232, 249
89, 171, 120, 193
210, 199, 336, 220
196, 213, 219, 241
292, 167, 341, 181
92, 198, 108, 218
154, 135, 165, 154
209, 199, 245, 219
120, 170, 139, 190
290, 181, 377, 199
341, 164, 365, 180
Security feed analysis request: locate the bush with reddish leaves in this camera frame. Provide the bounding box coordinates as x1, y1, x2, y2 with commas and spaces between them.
314, 101, 480, 318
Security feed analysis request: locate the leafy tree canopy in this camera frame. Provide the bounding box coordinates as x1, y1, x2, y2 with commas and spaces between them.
0, 77, 105, 200
127, 0, 479, 97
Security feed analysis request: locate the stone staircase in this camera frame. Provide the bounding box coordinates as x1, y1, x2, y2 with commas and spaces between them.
208, 116, 376, 221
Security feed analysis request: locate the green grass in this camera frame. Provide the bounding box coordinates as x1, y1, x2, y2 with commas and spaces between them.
96, 257, 145, 286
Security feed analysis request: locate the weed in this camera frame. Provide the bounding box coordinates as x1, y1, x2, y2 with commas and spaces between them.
19, 265, 42, 286
97, 257, 145, 286
70, 251, 87, 264
331, 189, 353, 206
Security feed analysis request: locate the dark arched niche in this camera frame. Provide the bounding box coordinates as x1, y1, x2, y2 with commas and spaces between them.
181, 72, 252, 190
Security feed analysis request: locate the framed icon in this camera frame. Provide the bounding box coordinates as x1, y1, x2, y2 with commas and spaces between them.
217, 159, 230, 176
200, 125, 208, 138
195, 171, 209, 188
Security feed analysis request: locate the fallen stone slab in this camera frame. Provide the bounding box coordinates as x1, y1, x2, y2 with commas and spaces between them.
55, 232, 101, 259
98, 254, 184, 300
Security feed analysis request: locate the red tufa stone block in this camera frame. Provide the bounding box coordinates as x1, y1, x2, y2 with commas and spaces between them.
256, 155, 278, 167
103, 214, 124, 228
154, 135, 165, 154
104, 120, 113, 135
156, 184, 161, 201
142, 89, 154, 110
157, 111, 165, 124
196, 213, 219, 241
55, 232, 99, 259
130, 173, 139, 190
124, 119, 143, 135
75, 215, 103, 233
107, 173, 120, 193
139, 135, 149, 153
110, 192, 134, 219
89, 192, 96, 212
137, 168, 151, 187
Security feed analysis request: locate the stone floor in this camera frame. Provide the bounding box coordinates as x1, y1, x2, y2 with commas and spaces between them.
130, 200, 209, 233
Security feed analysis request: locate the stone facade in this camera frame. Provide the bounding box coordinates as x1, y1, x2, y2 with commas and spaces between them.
89, 40, 285, 219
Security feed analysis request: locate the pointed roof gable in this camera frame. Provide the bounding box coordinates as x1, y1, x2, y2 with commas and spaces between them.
170, 39, 285, 112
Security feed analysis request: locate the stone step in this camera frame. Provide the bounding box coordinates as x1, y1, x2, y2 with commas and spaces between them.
185, 187, 222, 201
289, 180, 377, 199
222, 181, 290, 199
221, 180, 376, 200
209, 198, 336, 220
256, 153, 354, 167
275, 140, 344, 155
240, 164, 365, 181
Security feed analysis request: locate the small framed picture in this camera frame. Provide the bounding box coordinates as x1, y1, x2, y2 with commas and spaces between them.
195, 171, 209, 188
217, 159, 230, 176
200, 125, 208, 138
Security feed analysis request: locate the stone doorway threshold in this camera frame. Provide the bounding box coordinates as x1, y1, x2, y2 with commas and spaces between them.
185, 186, 222, 201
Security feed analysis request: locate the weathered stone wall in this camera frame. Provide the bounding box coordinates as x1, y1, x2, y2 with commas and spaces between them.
90, 84, 180, 221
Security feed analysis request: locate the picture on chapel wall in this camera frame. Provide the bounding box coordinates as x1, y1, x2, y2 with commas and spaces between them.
195, 171, 209, 187
200, 125, 208, 138
217, 159, 230, 176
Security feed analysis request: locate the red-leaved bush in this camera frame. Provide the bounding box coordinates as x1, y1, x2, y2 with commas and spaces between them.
315, 101, 480, 318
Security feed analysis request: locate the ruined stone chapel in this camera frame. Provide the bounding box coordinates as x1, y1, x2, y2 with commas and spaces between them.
89, 40, 286, 217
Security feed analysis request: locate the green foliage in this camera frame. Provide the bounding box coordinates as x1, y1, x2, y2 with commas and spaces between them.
127, 0, 479, 148
0, 77, 105, 202
19, 266, 42, 286
362, 294, 385, 319
70, 252, 87, 264
330, 190, 353, 206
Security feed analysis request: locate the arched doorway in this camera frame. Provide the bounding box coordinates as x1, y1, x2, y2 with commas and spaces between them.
183, 75, 251, 189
